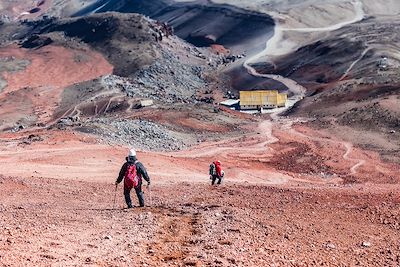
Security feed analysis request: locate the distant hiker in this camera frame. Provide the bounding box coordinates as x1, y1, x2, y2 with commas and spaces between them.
115, 148, 150, 208
209, 160, 225, 185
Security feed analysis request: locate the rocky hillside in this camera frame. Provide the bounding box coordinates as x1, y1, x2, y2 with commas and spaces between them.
71, 0, 275, 55
0, 11, 248, 151
249, 16, 400, 162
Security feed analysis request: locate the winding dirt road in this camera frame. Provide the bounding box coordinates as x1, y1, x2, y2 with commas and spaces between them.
283, 119, 367, 175
243, 0, 365, 98
240, 0, 368, 179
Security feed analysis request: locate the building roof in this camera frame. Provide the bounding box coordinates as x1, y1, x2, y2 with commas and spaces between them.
220, 99, 239, 106
240, 90, 279, 95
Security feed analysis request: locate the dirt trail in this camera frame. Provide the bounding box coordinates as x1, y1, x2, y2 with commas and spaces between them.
170, 125, 291, 185
145, 208, 200, 263
241, 0, 368, 178
174, 120, 276, 159
249, 0, 365, 58
103, 94, 124, 114
169, 115, 372, 185
343, 142, 367, 174
339, 47, 372, 80
243, 0, 365, 97
47, 87, 122, 127
284, 119, 367, 175
282, 0, 365, 33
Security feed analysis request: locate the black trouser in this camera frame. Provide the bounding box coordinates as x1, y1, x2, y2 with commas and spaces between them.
124, 180, 144, 208
211, 175, 222, 185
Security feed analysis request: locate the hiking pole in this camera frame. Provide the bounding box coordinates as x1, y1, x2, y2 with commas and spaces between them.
147, 184, 152, 207
112, 183, 118, 210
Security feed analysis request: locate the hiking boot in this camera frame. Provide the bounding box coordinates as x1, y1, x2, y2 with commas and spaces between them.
127, 203, 133, 209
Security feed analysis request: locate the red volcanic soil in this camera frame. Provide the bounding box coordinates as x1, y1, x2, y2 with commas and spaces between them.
0, 117, 397, 186
0, 4, 398, 265
0, 45, 113, 125
0, 45, 113, 94
0, 35, 398, 266
210, 44, 231, 55
0, 114, 399, 266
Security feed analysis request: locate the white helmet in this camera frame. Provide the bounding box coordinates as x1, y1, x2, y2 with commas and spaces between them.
128, 148, 136, 157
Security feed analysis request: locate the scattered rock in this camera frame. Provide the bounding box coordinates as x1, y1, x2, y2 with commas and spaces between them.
325, 243, 336, 249
361, 241, 371, 248
85, 118, 189, 151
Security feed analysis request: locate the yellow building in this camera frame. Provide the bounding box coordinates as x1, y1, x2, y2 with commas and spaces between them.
240, 90, 287, 110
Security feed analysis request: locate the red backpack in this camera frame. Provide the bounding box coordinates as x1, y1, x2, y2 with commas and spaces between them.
124, 162, 140, 189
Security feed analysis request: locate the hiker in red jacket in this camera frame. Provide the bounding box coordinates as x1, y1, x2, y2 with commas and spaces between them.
209, 160, 225, 185
115, 148, 150, 208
